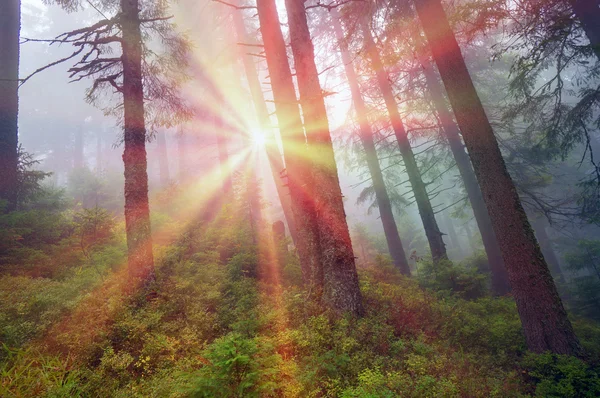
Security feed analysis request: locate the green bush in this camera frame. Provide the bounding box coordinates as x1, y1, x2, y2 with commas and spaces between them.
523, 352, 600, 397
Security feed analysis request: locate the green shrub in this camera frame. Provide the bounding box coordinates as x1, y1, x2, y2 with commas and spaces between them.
523, 352, 600, 397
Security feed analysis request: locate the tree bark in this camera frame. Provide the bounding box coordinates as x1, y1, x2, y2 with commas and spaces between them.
414, 0, 581, 356
156, 129, 170, 187
361, 21, 447, 262
285, 0, 363, 315
417, 52, 510, 294
256, 0, 323, 292
570, 0, 600, 60
332, 11, 410, 275
120, 0, 154, 284
232, 9, 298, 244
0, 0, 20, 212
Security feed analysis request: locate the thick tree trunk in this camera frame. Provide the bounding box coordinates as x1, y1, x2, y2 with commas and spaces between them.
156, 129, 170, 187
361, 22, 447, 262
256, 0, 322, 291
285, 0, 363, 315
414, 0, 581, 356
0, 0, 20, 213
570, 0, 600, 59
417, 54, 510, 294
232, 10, 298, 244
120, 0, 154, 284
332, 11, 410, 275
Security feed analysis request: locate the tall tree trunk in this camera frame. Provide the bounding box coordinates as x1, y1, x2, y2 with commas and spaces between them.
156, 129, 170, 187
0, 0, 20, 213
232, 9, 298, 244
570, 0, 600, 59
332, 11, 410, 275
256, 0, 322, 290
285, 0, 363, 315
417, 52, 510, 294
414, 0, 581, 356
120, 0, 154, 284
361, 21, 447, 262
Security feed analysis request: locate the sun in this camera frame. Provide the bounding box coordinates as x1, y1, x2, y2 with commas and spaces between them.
250, 128, 266, 147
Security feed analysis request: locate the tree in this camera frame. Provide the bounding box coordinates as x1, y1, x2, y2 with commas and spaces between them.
0, 0, 20, 213
255, 0, 323, 292
40, 0, 190, 285
231, 8, 298, 243
284, 0, 363, 314
413, 0, 581, 355
331, 10, 410, 275
415, 47, 510, 294
359, 16, 447, 263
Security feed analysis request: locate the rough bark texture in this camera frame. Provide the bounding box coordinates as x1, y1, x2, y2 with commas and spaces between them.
156, 129, 170, 187
361, 22, 447, 262
332, 11, 410, 275
121, 0, 155, 284
285, 0, 363, 315
256, 0, 322, 291
417, 53, 510, 294
414, 0, 581, 355
232, 9, 298, 244
0, 0, 20, 213
570, 0, 600, 59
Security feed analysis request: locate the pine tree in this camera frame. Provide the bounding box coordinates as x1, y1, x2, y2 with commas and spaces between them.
413, 0, 581, 355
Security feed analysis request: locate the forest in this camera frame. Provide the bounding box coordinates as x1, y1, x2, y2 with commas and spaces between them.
1, 0, 600, 396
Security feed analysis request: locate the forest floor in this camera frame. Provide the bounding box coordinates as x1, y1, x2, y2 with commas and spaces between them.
1, 203, 600, 397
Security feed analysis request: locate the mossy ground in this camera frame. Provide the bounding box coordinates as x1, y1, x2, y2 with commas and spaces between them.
1, 202, 599, 397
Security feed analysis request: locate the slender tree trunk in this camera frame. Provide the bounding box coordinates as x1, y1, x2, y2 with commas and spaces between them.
256, 0, 322, 290
570, 0, 600, 59
332, 11, 410, 275
0, 0, 20, 213
417, 52, 510, 294
361, 21, 447, 262
232, 9, 298, 244
156, 129, 170, 187
414, 0, 581, 356
285, 0, 363, 315
120, 0, 154, 284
